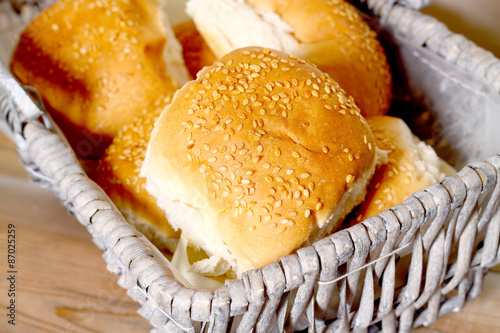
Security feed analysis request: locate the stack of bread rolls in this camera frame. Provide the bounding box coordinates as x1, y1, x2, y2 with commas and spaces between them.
10, 0, 454, 279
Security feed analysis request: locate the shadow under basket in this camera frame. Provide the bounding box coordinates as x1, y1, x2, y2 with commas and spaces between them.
1, 0, 500, 332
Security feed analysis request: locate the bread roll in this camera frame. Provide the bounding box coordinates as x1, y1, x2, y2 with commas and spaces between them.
349, 115, 456, 224
142, 47, 384, 276
173, 20, 217, 79
11, 0, 189, 158
95, 102, 180, 253
186, 0, 392, 117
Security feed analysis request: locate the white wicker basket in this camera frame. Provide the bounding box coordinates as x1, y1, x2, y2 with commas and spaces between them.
1, 0, 499, 332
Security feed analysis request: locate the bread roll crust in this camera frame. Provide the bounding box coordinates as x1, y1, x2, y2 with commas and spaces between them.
96, 100, 180, 251
173, 20, 217, 79
145, 47, 379, 272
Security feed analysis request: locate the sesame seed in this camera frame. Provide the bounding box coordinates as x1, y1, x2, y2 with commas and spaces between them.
275, 148, 281, 157
346, 174, 354, 183
316, 202, 323, 211
305, 209, 311, 217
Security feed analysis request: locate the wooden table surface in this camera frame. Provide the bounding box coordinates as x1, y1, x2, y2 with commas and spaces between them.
1, 1, 499, 332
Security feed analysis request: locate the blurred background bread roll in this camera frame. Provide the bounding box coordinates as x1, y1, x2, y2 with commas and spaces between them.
349, 115, 456, 225
173, 19, 217, 79
10, 0, 190, 158
186, 0, 392, 117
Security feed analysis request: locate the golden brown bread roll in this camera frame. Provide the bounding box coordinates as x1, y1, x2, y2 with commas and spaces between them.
95, 99, 180, 253
186, 0, 392, 117
349, 115, 456, 225
173, 20, 218, 79
11, 0, 189, 158
142, 47, 385, 276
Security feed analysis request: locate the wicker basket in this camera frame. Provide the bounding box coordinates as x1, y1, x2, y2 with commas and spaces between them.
1, 0, 500, 332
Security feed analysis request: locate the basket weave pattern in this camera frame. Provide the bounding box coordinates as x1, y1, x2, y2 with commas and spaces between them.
1, 0, 500, 332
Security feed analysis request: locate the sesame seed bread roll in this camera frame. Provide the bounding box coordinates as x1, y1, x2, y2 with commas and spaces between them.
186, 0, 392, 117
95, 100, 180, 253
10, 0, 189, 158
173, 20, 218, 79
349, 116, 456, 225
143, 47, 384, 276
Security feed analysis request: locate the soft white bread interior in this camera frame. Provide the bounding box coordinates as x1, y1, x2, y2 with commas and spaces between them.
186, 0, 392, 117
142, 47, 384, 276
349, 115, 456, 225
11, 0, 190, 158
